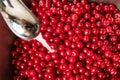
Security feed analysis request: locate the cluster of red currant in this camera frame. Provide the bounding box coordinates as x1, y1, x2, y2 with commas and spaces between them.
11, 0, 120, 80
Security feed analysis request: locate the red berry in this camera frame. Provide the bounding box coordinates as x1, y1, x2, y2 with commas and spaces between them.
10, 1, 120, 79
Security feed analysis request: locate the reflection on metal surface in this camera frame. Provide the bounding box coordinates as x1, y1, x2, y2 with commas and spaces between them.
0, 0, 39, 40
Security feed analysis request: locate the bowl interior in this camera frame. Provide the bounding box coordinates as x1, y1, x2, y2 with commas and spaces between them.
89, 0, 120, 9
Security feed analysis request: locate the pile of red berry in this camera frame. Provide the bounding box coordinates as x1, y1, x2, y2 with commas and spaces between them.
11, 0, 120, 80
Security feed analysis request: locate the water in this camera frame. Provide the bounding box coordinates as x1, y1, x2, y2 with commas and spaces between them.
35, 33, 55, 53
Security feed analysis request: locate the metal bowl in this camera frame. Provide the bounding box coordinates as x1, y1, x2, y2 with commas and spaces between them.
0, 0, 120, 80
